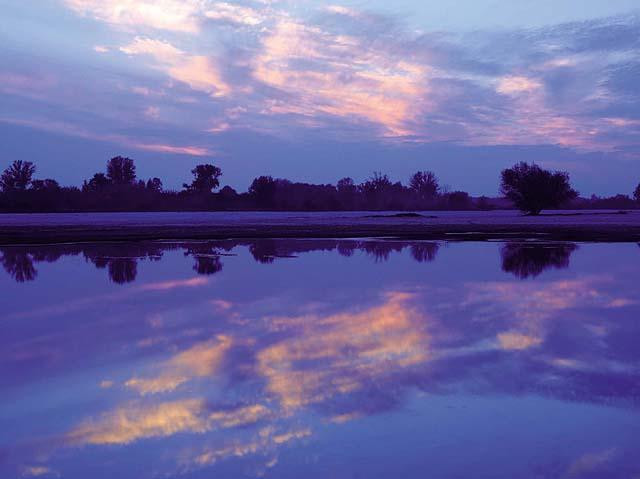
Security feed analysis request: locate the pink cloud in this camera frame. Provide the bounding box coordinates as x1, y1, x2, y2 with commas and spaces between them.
120, 37, 231, 97
64, 0, 203, 33
253, 20, 430, 136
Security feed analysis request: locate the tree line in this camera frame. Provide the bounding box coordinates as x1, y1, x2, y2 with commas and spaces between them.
1, 156, 639, 214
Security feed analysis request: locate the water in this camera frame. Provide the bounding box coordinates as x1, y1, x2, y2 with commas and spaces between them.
1, 239, 639, 478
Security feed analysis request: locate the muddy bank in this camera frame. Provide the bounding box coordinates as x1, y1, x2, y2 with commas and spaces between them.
2, 210, 640, 244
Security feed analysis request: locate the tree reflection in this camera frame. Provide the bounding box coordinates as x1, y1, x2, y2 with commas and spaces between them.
500, 242, 578, 279
410, 242, 440, 263
0, 239, 444, 284
361, 242, 404, 262
183, 244, 224, 275
83, 243, 166, 284
0, 248, 37, 282
108, 259, 138, 284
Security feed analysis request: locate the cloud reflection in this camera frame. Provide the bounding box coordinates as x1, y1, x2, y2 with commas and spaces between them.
258, 292, 430, 410
125, 335, 231, 394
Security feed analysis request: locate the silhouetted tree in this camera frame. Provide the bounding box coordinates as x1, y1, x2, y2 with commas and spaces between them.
361, 172, 392, 195
337, 177, 357, 209
500, 162, 578, 215
1, 160, 36, 192
501, 242, 578, 279
106, 156, 136, 185
249, 176, 277, 208
476, 196, 493, 211
146, 177, 163, 192
337, 177, 356, 194
409, 171, 439, 201
634, 183, 640, 202
444, 191, 472, 210
359, 172, 395, 209
30, 179, 60, 191
83, 173, 111, 192
184, 164, 222, 193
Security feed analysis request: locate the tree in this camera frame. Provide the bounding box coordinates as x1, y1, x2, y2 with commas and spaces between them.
30, 179, 60, 191
83, 173, 110, 192
500, 162, 578, 215
249, 176, 277, 207
146, 177, 163, 193
184, 164, 222, 193
409, 171, 439, 200
634, 183, 640, 202
1, 160, 36, 192
337, 177, 356, 194
360, 172, 392, 195
106, 156, 136, 185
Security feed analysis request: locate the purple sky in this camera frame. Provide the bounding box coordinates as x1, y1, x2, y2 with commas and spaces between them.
1, 1, 639, 195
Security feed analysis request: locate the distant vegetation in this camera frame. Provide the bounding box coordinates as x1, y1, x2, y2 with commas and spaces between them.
0, 157, 638, 213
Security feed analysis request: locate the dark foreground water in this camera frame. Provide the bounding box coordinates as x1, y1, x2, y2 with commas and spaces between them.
1, 239, 639, 478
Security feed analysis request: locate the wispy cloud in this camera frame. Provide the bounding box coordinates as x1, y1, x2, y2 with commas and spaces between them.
63, 0, 205, 32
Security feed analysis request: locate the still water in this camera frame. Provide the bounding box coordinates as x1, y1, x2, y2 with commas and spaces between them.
1, 240, 639, 478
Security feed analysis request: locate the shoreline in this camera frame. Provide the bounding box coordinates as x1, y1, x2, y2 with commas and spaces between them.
2, 210, 640, 244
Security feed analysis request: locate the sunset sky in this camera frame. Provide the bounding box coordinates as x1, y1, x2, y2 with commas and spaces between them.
1, 0, 639, 194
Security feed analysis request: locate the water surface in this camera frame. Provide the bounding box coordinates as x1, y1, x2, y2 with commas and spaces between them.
1, 240, 639, 478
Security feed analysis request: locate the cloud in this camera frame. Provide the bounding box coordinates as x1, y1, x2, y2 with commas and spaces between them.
253, 20, 429, 136
21, 466, 58, 478
0, 116, 211, 157
120, 37, 231, 97
204, 3, 265, 26
496, 75, 543, 95
63, 0, 204, 32
497, 331, 543, 350
567, 448, 618, 477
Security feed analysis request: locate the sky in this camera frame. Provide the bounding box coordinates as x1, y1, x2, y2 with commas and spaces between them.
1, 0, 639, 195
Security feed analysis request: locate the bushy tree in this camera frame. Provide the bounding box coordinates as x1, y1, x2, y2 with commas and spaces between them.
500, 162, 577, 215
634, 183, 640, 202
409, 171, 439, 200
146, 177, 163, 193
360, 172, 392, 195
107, 156, 136, 185
83, 173, 110, 192
337, 177, 356, 194
249, 176, 277, 207
30, 179, 60, 191
184, 164, 222, 193
1, 160, 36, 192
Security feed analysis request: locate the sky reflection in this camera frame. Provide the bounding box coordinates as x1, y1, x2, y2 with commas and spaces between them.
1, 240, 639, 478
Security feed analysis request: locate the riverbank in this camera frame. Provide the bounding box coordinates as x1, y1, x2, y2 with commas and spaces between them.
2, 210, 640, 244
